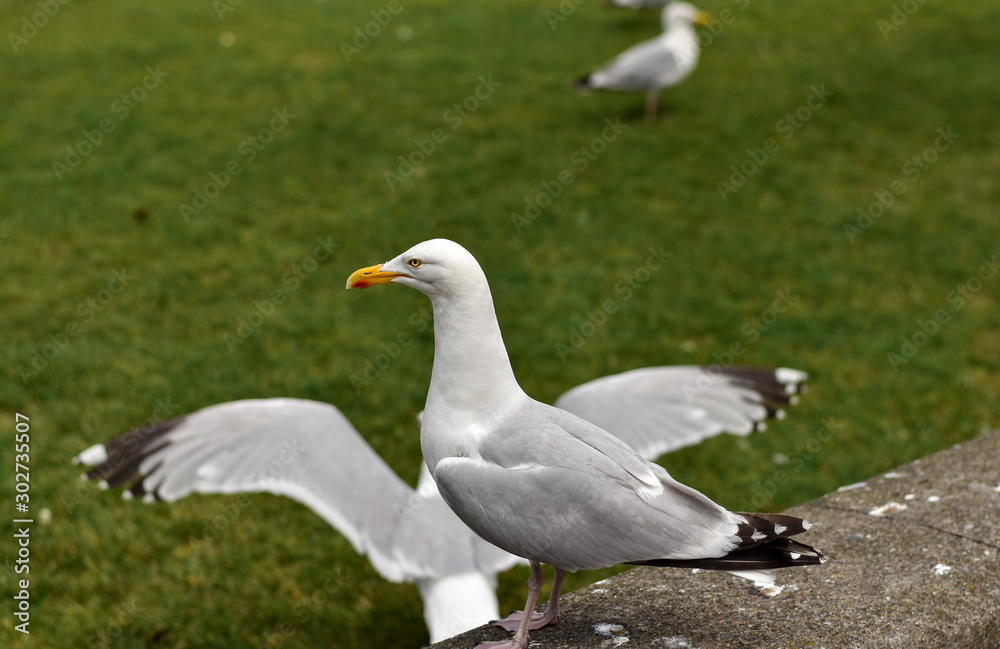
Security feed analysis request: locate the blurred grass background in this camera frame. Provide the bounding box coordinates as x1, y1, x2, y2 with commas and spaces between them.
1, 0, 998, 647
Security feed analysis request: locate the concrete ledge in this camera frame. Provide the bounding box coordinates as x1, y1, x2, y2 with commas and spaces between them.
430, 430, 1000, 648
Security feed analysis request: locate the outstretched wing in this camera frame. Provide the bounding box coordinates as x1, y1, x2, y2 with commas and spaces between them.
74, 398, 516, 583
555, 366, 807, 460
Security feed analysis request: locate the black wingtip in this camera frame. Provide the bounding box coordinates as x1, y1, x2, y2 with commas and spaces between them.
736, 512, 814, 541
712, 366, 809, 420
82, 416, 186, 492
630, 511, 825, 572
631, 539, 824, 572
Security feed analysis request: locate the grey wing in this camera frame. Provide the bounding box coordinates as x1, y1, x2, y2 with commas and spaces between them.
74, 398, 517, 582
396, 489, 523, 579
590, 39, 681, 90
609, 0, 670, 7
411, 463, 529, 575
434, 410, 742, 572
555, 366, 807, 460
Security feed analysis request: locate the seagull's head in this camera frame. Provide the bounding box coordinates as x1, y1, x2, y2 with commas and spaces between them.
664, 2, 711, 28
346, 238, 487, 299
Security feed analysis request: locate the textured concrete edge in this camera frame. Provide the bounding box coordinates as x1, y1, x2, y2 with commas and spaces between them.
427, 430, 1000, 649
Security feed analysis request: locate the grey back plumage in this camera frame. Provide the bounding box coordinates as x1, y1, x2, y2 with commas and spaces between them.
433, 398, 743, 573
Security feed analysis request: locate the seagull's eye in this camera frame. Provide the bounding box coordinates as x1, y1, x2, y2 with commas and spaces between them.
407, 258, 422, 268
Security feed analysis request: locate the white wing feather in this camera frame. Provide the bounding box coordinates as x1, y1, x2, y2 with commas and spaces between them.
74, 398, 519, 584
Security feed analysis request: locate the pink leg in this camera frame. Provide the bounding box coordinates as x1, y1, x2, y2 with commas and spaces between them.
475, 562, 547, 649
537, 567, 564, 627
491, 565, 565, 633
644, 90, 659, 124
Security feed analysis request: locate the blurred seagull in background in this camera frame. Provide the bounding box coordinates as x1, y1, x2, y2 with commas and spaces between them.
606, 0, 670, 9
575, 1, 711, 123
346, 238, 823, 649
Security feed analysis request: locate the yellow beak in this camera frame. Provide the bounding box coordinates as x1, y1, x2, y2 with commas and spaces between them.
346, 263, 406, 289
696, 11, 712, 26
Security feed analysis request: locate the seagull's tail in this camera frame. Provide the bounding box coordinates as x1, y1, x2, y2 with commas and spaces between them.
572, 74, 594, 93
629, 512, 825, 572
631, 538, 824, 572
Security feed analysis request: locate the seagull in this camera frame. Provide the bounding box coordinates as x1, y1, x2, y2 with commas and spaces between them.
606, 0, 670, 9
347, 239, 824, 649
73, 365, 807, 643
575, 2, 711, 123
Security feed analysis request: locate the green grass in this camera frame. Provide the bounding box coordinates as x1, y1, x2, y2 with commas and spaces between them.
2, 0, 998, 646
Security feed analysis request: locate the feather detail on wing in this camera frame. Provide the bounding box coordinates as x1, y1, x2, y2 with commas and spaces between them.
555, 365, 808, 460
74, 398, 519, 583
433, 399, 748, 572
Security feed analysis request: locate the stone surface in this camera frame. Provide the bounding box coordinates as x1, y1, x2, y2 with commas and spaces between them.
428, 430, 1000, 649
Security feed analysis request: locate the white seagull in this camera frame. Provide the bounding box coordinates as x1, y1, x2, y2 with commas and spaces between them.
607, 0, 670, 9
347, 239, 823, 649
74, 364, 807, 643
575, 2, 711, 122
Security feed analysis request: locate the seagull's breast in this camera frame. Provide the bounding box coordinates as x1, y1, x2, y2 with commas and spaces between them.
420, 394, 529, 472
419, 411, 491, 473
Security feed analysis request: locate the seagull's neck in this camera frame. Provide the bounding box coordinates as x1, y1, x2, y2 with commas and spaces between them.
660, 23, 699, 69
420, 281, 526, 471
425, 288, 524, 416
663, 21, 698, 53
